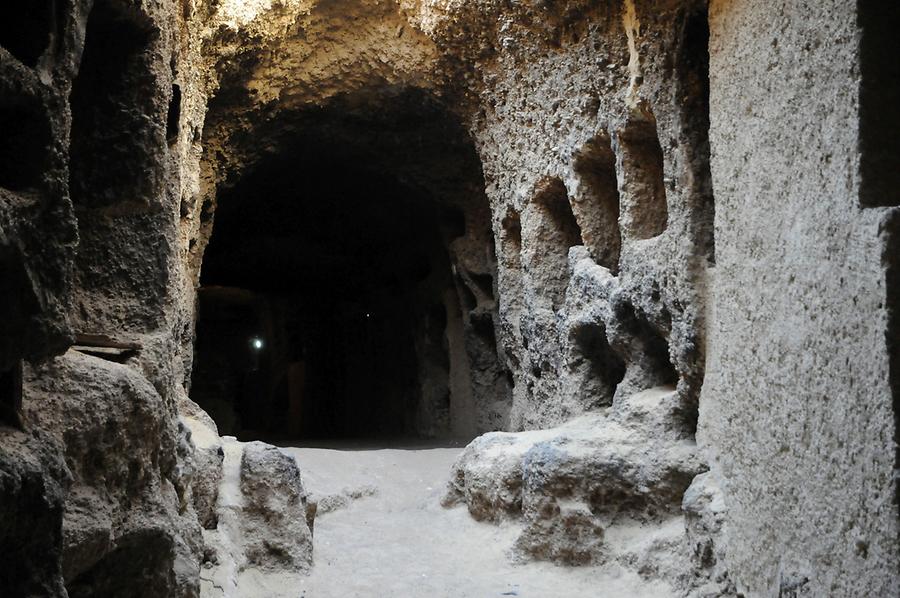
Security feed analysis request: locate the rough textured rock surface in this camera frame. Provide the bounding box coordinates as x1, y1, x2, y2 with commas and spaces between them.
700, 1, 900, 595
682, 471, 732, 596
239, 442, 315, 571
200, 438, 314, 597
180, 397, 225, 530
0, 426, 69, 596
193, 0, 510, 439
0, 0, 896, 595
444, 387, 703, 577
24, 351, 202, 598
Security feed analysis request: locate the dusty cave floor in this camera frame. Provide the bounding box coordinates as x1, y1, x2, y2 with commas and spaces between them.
203, 441, 675, 598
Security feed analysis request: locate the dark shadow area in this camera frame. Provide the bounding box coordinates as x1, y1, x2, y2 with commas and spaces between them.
567, 320, 625, 409
166, 83, 181, 144
613, 299, 677, 390
0, 94, 51, 193
0, 360, 22, 428
676, 1, 715, 262
0, 1, 54, 68
859, 2, 899, 208
66, 529, 176, 598
69, 0, 157, 211
0, 246, 40, 378
193, 149, 465, 441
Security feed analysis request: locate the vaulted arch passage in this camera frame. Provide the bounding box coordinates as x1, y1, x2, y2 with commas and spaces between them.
190, 93, 509, 442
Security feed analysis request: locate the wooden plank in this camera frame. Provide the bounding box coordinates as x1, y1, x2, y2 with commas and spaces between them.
73, 333, 142, 351
72, 345, 132, 357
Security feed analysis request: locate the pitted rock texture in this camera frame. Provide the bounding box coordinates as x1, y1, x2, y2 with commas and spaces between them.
0, 0, 896, 596
24, 351, 201, 598
181, 397, 225, 531
200, 438, 315, 597
0, 426, 69, 596
681, 470, 734, 596
444, 387, 703, 572
239, 442, 315, 572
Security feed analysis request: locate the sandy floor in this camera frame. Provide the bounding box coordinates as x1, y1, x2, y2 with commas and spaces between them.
220, 442, 673, 598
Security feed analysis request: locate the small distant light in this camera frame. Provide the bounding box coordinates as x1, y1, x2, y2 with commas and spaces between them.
366, 313, 371, 318
251, 337, 263, 350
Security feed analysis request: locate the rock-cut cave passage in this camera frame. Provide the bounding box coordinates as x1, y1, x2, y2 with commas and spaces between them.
192, 148, 468, 443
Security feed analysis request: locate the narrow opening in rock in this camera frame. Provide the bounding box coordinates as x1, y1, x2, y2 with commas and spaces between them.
0, 360, 22, 428
470, 309, 498, 353
0, 1, 54, 68
500, 210, 524, 289
0, 97, 51, 193
457, 275, 478, 312
859, 2, 900, 207
469, 272, 495, 301
535, 178, 583, 249
167, 83, 181, 144
616, 114, 668, 240
0, 247, 40, 375
499, 211, 525, 312
677, 3, 715, 262
69, 0, 156, 210
496, 210, 525, 374
572, 132, 622, 272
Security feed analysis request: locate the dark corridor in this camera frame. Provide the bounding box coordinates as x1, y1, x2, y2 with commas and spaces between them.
192, 150, 465, 441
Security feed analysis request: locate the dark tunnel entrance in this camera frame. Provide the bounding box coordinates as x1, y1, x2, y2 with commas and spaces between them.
191, 102, 508, 442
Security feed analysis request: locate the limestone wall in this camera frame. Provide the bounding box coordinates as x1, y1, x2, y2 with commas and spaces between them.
701, 0, 899, 594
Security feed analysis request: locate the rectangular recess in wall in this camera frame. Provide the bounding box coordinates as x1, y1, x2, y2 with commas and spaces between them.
573, 132, 622, 273
0, 360, 23, 428
524, 177, 584, 310
69, 0, 157, 210
0, 94, 52, 193
616, 116, 668, 240
859, 2, 900, 207
0, 1, 54, 68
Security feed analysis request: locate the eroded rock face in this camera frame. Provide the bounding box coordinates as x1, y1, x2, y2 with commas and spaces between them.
239, 442, 314, 571
444, 387, 703, 569
180, 397, 225, 531
0, 0, 897, 595
24, 351, 202, 598
0, 427, 69, 596
200, 438, 315, 596
682, 471, 733, 596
